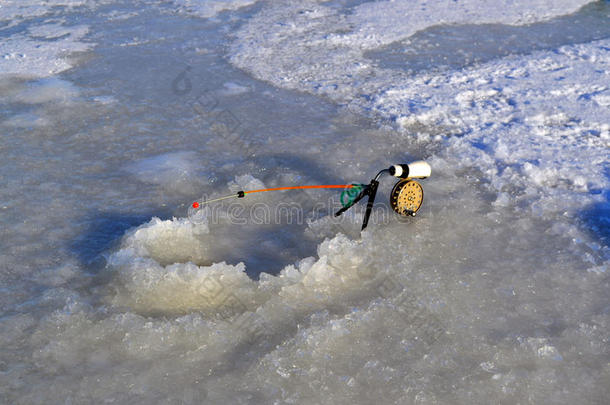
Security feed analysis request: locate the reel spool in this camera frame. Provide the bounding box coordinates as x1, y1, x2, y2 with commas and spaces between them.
390, 179, 424, 216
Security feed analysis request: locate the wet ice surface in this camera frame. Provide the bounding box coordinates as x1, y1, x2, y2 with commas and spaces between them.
1, 0, 609, 404
365, 1, 610, 74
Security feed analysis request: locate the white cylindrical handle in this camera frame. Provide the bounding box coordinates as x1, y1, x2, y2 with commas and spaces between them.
406, 161, 431, 179
389, 161, 431, 179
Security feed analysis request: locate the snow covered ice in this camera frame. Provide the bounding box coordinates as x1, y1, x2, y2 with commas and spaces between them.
0, 0, 608, 404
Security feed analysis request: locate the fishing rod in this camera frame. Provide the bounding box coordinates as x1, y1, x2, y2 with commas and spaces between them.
191, 161, 431, 230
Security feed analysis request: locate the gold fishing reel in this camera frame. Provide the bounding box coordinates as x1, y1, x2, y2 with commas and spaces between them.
390, 179, 424, 216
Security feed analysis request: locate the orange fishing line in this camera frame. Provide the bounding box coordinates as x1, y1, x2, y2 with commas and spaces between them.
244, 185, 354, 194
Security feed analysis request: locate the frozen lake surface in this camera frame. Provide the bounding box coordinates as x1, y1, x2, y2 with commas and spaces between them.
0, 0, 608, 404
